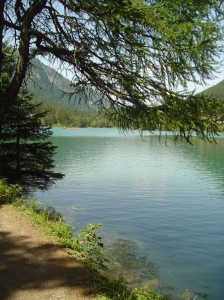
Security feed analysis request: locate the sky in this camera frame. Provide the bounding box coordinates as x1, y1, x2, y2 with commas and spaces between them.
189, 67, 224, 93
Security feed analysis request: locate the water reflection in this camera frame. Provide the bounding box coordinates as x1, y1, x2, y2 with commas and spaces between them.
105, 238, 159, 286
104, 238, 209, 300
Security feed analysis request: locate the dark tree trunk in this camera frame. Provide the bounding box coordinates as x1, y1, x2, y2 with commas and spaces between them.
0, 0, 47, 135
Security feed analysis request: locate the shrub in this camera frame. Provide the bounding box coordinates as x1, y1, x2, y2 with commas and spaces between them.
0, 178, 22, 204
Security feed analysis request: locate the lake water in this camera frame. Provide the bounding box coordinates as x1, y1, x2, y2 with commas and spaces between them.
35, 127, 224, 299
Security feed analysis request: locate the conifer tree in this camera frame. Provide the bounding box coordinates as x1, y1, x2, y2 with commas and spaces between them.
1, 1, 224, 142
0, 88, 64, 193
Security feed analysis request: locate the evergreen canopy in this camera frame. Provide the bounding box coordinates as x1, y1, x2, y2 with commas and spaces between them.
0, 88, 64, 193
1, 0, 224, 141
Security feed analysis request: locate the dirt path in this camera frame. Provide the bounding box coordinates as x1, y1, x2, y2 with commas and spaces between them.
0, 205, 95, 300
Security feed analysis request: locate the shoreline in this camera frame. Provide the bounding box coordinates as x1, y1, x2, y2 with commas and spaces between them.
0, 186, 168, 300
0, 204, 94, 300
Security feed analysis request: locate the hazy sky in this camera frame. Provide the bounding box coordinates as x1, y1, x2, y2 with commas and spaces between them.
190, 69, 224, 93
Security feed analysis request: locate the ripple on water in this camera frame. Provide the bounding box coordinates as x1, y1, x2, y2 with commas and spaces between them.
35, 130, 224, 300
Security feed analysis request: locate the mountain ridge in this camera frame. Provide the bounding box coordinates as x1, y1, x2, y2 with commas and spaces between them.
26, 59, 102, 111
27, 58, 224, 109
200, 78, 224, 99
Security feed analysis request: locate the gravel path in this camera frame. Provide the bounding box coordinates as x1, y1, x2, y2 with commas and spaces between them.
0, 205, 94, 300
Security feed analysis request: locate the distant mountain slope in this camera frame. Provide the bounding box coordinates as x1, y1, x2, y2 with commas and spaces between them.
201, 79, 224, 100
26, 59, 104, 110
27, 59, 224, 107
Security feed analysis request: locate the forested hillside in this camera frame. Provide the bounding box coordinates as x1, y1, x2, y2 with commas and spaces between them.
27, 59, 224, 129
201, 79, 224, 100
32, 97, 116, 128
27, 59, 108, 110
27, 59, 114, 127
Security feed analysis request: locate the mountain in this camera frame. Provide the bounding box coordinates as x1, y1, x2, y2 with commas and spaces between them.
26, 59, 105, 110
200, 79, 224, 100
28, 59, 224, 105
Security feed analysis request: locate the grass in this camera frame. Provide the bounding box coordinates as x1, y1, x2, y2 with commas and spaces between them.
0, 179, 168, 300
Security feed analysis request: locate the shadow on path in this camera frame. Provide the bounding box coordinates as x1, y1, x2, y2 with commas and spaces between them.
0, 207, 93, 300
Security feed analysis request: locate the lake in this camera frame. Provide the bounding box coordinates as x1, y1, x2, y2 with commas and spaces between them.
35, 127, 224, 299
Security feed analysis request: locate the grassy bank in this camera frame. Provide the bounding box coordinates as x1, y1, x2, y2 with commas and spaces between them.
0, 179, 168, 300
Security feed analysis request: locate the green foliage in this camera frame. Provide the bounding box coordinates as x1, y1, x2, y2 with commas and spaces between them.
13, 197, 108, 271
201, 78, 224, 102
2, 1, 224, 142
134, 287, 167, 300
111, 93, 224, 142
0, 179, 22, 204
74, 223, 109, 270
19, 199, 74, 244
94, 284, 167, 300
32, 96, 116, 128
0, 88, 64, 193
0, 43, 16, 95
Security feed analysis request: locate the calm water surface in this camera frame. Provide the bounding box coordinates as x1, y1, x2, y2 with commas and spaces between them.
35, 128, 224, 299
